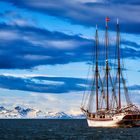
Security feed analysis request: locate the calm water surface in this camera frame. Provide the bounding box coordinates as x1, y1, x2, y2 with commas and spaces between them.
0, 119, 139, 140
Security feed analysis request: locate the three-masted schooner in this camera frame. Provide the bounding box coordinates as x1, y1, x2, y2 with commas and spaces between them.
81, 17, 140, 127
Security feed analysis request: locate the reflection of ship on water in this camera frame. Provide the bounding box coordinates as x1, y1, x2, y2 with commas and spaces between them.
81, 17, 140, 127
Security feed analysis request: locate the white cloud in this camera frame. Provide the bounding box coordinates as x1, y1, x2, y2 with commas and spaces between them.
2, 73, 48, 78
0, 30, 19, 40
23, 54, 52, 61
0, 88, 83, 115
31, 78, 64, 85
48, 40, 78, 49
10, 19, 31, 26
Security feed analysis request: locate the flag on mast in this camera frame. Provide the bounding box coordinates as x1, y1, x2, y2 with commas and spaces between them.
106, 17, 110, 22
106, 17, 110, 28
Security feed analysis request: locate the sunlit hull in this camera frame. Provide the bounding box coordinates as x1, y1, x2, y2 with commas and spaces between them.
87, 119, 119, 127
87, 118, 123, 127
87, 113, 140, 127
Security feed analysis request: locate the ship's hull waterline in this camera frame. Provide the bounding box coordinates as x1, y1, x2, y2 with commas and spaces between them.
87, 119, 140, 127
87, 115, 123, 127
87, 119, 120, 127
87, 114, 140, 127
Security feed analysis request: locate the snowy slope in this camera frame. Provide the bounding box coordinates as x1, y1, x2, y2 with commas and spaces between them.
0, 106, 85, 119
0, 106, 38, 118
46, 111, 72, 119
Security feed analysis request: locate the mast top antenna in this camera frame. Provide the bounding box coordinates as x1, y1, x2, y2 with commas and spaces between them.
117, 18, 119, 24
96, 24, 98, 30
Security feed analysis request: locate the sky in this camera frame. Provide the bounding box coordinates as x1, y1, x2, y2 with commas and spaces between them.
0, 0, 139, 115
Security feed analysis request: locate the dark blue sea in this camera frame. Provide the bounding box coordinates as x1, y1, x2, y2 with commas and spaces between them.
0, 119, 139, 140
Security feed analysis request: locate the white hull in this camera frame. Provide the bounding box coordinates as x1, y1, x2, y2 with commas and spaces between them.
87, 115, 140, 127
87, 114, 125, 127
87, 119, 120, 127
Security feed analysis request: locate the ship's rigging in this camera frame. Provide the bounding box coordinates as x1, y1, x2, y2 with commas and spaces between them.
81, 18, 140, 127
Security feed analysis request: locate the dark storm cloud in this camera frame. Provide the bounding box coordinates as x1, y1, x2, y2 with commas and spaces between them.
106, 0, 140, 5
129, 85, 140, 90
120, 39, 140, 59
121, 47, 140, 59
121, 40, 140, 50
0, 23, 93, 69
0, 23, 139, 69
0, 74, 139, 93
2, 0, 140, 34
0, 75, 87, 93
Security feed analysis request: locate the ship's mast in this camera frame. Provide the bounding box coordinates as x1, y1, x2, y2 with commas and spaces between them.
105, 17, 109, 110
95, 25, 99, 112
117, 19, 121, 109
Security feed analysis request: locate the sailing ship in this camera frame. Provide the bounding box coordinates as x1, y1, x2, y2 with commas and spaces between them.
81, 17, 140, 127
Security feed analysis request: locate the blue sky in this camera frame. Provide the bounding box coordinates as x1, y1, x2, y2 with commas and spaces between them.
0, 0, 139, 114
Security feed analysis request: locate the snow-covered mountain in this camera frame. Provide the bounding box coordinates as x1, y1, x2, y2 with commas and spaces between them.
0, 106, 38, 118
0, 106, 85, 119
46, 111, 72, 119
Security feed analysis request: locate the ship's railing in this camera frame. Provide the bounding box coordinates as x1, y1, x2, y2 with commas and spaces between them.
80, 107, 114, 119
119, 104, 140, 114
80, 104, 140, 120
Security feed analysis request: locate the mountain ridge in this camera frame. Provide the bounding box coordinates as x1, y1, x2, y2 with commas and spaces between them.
0, 106, 85, 119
